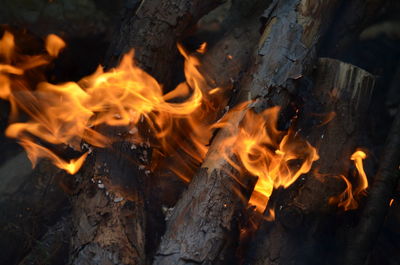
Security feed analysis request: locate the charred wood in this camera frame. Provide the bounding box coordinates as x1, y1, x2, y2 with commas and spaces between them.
344, 108, 400, 265
154, 0, 341, 264
69, 1, 223, 265
246, 58, 375, 265
0, 157, 70, 265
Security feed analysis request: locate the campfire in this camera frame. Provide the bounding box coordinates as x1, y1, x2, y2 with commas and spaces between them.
0, 1, 399, 265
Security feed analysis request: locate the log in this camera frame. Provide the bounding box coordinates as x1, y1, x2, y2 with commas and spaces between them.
344, 108, 400, 265
69, 1, 222, 265
246, 58, 375, 265
150, 0, 272, 208
0, 155, 70, 265
154, 0, 341, 264
320, 0, 389, 58
105, 0, 223, 83
18, 217, 71, 265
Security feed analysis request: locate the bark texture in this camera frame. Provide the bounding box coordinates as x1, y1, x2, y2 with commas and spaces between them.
105, 0, 222, 84
69, 1, 222, 265
154, 0, 341, 264
344, 108, 400, 265
0, 156, 70, 265
246, 58, 375, 265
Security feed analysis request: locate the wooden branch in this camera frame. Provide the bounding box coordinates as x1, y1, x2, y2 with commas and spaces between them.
105, 0, 223, 84
18, 217, 71, 265
154, 0, 341, 264
0, 156, 70, 265
321, 0, 389, 58
69, 1, 222, 265
246, 58, 375, 265
343, 108, 400, 265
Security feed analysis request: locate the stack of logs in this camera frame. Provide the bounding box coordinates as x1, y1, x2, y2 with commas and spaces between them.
1, 0, 399, 265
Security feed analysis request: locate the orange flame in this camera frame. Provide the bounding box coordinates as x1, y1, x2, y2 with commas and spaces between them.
217, 106, 319, 213
350, 150, 368, 196
45, 34, 66, 57
0, 32, 218, 175
328, 174, 358, 211
329, 150, 369, 211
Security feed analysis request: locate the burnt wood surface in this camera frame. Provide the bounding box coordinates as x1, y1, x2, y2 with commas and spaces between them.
344, 108, 400, 265
69, 1, 222, 265
246, 58, 375, 265
154, 0, 341, 264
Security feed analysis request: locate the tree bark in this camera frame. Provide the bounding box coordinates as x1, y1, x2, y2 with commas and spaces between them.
344, 108, 400, 265
69, 1, 222, 265
0, 156, 70, 265
154, 0, 341, 264
246, 58, 375, 265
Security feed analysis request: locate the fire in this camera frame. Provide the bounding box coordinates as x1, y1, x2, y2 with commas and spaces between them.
217, 106, 319, 213
350, 150, 368, 196
0, 31, 371, 215
329, 150, 369, 211
0, 31, 217, 175
45, 34, 66, 57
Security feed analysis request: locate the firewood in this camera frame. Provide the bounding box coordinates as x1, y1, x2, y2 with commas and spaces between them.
154, 1, 341, 264
344, 108, 400, 265
69, 1, 222, 265
0, 158, 70, 265
246, 58, 375, 265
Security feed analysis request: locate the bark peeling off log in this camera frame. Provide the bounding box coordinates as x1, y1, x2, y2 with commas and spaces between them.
246, 58, 375, 265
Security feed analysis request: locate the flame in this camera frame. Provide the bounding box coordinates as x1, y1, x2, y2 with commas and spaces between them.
196, 42, 207, 54
329, 150, 369, 211
0, 31, 15, 63
1, 32, 219, 176
45, 34, 66, 57
217, 106, 319, 212
350, 150, 368, 196
328, 174, 358, 211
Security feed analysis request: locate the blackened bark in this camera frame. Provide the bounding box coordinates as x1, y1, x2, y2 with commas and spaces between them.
69, 1, 223, 265
105, 0, 223, 85
344, 109, 400, 265
154, 0, 341, 264
0, 157, 70, 265
246, 58, 375, 265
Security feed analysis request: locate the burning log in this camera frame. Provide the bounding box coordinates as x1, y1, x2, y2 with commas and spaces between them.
69, 1, 224, 265
246, 58, 375, 265
1, 0, 398, 264
154, 0, 342, 264
344, 108, 400, 265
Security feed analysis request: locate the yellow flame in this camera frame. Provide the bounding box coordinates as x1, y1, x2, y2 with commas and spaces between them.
217, 106, 319, 212
0, 31, 15, 62
329, 150, 369, 211
1, 32, 220, 176
329, 174, 358, 211
350, 150, 368, 195
45, 34, 66, 57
